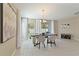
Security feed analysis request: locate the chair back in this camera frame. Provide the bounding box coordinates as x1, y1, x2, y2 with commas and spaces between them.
37, 35, 45, 43
32, 37, 37, 44
48, 34, 57, 42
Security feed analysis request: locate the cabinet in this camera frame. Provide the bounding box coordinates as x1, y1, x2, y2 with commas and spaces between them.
61, 34, 71, 39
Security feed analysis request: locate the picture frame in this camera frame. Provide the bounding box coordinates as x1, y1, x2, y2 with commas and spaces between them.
0, 3, 16, 43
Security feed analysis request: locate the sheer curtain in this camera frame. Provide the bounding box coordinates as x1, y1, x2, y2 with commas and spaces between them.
21, 17, 28, 40
35, 19, 42, 34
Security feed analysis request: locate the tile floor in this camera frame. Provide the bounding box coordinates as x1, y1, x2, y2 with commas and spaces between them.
15, 39, 79, 56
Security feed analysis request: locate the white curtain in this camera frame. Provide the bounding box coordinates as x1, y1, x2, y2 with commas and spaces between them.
35, 20, 41, 34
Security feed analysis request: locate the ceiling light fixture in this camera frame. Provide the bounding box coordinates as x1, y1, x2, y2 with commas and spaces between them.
41, 9, 46, 23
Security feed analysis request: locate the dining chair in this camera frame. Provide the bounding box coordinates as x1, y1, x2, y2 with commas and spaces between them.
47, 34, 57, 47
36, 34, 46, 49
32, 37, 37, 46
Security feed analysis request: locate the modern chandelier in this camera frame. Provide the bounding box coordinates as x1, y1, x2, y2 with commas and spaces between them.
41, 9, 46, 23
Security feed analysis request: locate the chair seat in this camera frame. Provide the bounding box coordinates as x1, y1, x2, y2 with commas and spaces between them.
47, 35, 57, 47
33, 34, 46, 49
47, 40, 55, 44
34, 42, 40, 46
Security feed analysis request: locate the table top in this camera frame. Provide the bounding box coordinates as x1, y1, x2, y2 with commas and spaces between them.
31, 33, 57, 37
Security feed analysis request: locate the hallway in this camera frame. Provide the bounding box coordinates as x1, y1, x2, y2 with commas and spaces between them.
15, 39, 79, 56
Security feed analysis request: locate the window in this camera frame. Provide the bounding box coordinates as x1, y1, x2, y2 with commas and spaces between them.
41, 19, 48, 33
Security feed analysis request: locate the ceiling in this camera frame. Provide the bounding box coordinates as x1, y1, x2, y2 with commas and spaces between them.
14, 3, 79, 20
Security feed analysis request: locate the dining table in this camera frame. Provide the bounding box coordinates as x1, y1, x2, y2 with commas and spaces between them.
31, 33, 58, 47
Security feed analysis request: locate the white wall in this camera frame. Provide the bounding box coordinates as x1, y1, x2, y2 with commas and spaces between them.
58, 16, 79, 41
0, 37, 16, 56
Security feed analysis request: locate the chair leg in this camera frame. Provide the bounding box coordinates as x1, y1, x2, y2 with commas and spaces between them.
54, 41, 56, 46
47, 43, 48, 47
34, 44, 36, 46
44, 43, 45, 48
33, 42, 36, 46
39, 43, 40, 49
50, 43, 52, 47
51, 43, 52, 47
47, 39, 49, 47
54, 42, 56, 46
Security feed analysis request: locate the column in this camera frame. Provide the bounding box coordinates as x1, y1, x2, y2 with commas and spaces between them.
48, 20, 54, 33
